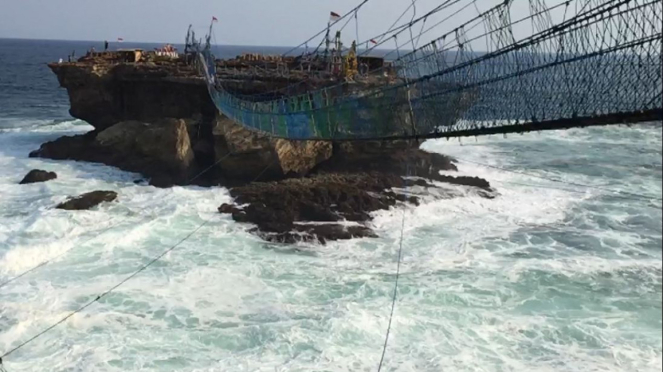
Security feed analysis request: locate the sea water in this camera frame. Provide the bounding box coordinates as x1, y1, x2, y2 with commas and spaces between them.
0, 38, 661, 371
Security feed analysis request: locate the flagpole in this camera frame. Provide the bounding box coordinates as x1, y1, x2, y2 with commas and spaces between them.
281, 0, 369, 57
324, 21, 331, 61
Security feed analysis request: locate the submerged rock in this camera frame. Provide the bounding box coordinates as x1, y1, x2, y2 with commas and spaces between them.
256, 224, 378, 245
218, 203, 241, 214
19, 169, 57, 184
56, 191, 118, 210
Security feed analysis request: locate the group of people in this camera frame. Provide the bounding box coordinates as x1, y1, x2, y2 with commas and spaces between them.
155, 44, 178, 58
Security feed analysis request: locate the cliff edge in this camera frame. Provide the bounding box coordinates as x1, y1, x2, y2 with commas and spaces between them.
31, 55, 493, 242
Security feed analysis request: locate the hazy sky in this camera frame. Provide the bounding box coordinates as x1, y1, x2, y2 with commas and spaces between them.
0, 0, 559, 47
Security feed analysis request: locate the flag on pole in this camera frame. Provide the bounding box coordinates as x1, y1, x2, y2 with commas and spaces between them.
329, 11, 341, 22
370, 39, 378, 45
212, 16, 218, 22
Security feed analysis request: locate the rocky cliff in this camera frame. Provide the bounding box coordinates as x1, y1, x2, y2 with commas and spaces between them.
37, 61, 351, 185
33, 57, 493, 242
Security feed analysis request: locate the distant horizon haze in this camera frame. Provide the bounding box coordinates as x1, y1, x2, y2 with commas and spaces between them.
0, 0, 555, 51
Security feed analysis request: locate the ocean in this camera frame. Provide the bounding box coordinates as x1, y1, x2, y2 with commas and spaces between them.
0, 38, 661, 371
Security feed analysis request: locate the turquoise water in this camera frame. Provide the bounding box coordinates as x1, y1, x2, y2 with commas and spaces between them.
0, 120, 660, 371
0, 38, 661, 371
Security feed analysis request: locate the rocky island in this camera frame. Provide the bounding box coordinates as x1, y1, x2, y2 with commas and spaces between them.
31, 48, 493, 243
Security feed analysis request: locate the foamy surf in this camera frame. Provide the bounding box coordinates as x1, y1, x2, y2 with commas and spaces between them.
0, 119, 661, 371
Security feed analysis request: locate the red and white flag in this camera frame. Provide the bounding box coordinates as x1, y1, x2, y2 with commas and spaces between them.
329, 11, 341, 22
212, 16, 218, 22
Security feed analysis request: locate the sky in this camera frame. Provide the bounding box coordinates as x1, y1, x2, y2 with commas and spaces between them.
0, 0, 564, 47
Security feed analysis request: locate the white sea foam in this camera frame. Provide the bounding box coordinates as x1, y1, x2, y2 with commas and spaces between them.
0, 120, 660, 371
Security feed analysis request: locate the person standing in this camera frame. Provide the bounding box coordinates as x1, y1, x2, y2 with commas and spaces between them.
104, 40, 109, 51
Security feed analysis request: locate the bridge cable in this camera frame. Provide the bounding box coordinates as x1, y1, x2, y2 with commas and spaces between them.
0, 154, 276, 364
240, 0, 556, 104
360, 0, 461, 56
0, 151, 236, 292
377, 37, 412, 371
355, 11, 360, 50
298, 0, 648, 117
281, 0, 370, 57
407, 0, 419, 52
218, 0, 458, 101
0, 220, 211, 362
0, 217, 124, 290
376, 157, 409, 372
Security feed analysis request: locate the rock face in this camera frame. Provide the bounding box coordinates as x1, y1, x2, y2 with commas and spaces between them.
19, 169, 57, 184
30, 118, 195, 187
48, 62, 217, 131
223, 173, 407, 243
56, 191, 118, 210
211, 115, 334, 182
40, 58, 497, 242
39, 62, 343, 185
96, 118, 195, 186
273, 139, 333, 175
41, 60, 467, 188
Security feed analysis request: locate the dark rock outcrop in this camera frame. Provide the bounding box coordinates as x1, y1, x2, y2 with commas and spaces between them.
314, 140, 458, 179
255, 224, 378, 245
56, 191, 118, 210
221, 172, 493, 243
30, 118, 195, 187
43, 60, 454, 186
226, 173, 407, 243
19, 169, 57, 184
47, 62, 217, 131
218, 203, 241, 214
41, 58, 497, 243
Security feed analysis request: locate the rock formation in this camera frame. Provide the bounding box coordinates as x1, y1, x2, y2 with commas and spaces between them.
37, 56, 494, 242
221, 172, 494, 244
40, 61, 341, 186
31, 118, 195, 187
19, 169, 57, 184
56, 191, 118, 210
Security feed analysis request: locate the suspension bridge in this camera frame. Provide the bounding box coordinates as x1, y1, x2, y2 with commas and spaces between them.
197, 0, 662, 141
1, 0, 662, 370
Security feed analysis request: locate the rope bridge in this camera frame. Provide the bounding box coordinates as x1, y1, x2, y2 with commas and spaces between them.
197, 0, 661, 141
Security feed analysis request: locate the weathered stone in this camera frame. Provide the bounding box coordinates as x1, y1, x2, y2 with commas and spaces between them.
219, 173, 404, 241
436, 175, 492, 190
47, 62, 217, 131
273, 139, 333, 175
31, 119, 195, 187
218, 203, 240, 214
256, 224, 378, 245
211, 114, 282, 182
56, 191, 117, 210
39, 57, 496, 244
19, 169, 57, 184
42, 59, 464, 189
219, 170, 495, 242
99, 118, 193, 165
316, 141, 458, 178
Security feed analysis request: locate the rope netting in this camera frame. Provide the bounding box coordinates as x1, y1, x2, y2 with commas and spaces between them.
198, 0, 662, 141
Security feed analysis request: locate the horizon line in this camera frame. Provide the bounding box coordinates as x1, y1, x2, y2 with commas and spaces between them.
0, 36, 299, 49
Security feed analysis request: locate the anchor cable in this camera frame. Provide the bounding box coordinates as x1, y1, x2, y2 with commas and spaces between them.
0, 154, 277, 362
